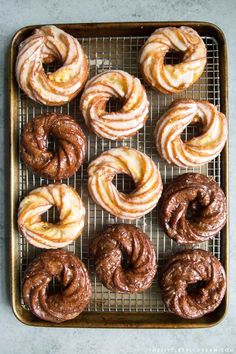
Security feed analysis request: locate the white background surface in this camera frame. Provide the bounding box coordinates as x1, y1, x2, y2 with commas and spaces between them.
0, 0, 235, 353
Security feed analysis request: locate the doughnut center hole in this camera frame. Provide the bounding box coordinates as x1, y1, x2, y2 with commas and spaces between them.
46, 134, 58, 154
181, 122, 203, 141
113, 174, 136, 194
186, 200, 202, 220
47, 276, 63, 295
186, 280, 209, 295
164, 50, 184, 65
43, 57, 61, 74
121, 250, 131, 270
106, 97, 123, 113
43, 63, 58, 74
41, 205, 60, 224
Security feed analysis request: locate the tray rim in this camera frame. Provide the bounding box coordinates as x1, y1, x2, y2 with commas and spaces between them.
10, 21, 229, 329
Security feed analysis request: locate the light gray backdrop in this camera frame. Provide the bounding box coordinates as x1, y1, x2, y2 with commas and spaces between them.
0, 0, 235, 353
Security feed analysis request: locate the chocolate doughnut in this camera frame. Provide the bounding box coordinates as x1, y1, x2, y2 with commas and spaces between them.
20, 113, 86, 180
160, 249, 226, 319
23, 250, 92, 323
161, 173, 227, 244
91, 224, 157, 293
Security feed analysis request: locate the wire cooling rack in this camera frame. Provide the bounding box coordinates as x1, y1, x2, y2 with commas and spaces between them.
17, 34, 222, 313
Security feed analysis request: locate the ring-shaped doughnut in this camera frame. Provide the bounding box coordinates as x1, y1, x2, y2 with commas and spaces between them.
88, 147, 163, 220
23, 250, 92, 323
16, 25, 88, 105
20, 113, 87, 180
160, 249, 226, 319
80, 70, 149, 140
155, 99, 227, 167
161, 173, 227, 244
139, 26, 206, 94
91, 224, 157, 293
18, 184, 85, 249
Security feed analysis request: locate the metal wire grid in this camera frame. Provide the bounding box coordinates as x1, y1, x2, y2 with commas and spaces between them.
17, 34, 222, 313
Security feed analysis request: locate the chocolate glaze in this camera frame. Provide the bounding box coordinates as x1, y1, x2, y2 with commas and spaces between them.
23, 250, 92, 323
160, 249, 226, 319
20, 113, 86, 180
91, 224, 157, 293
161, 173, 227, 244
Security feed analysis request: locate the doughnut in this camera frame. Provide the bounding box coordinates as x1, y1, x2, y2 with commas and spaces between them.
161, 173, 227, 244
16, 25, 88, 105
20, 113, 86, 180
155, 99, 227, 167
139, 26, 206, 94
23, 250, 92, 323
91, 224, 157, 293
80, 70, 149, 140
160, 249, 226, 319
18, 184, 85, 249
88, 147, 163, 219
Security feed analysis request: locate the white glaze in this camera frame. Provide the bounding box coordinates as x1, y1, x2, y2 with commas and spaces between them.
16, 25, 88, 105
80, 70, 149, 140
155, 99, 228, 167
88, 147, 163, 219
139, 26, 206, 94
18, 184, 85, 248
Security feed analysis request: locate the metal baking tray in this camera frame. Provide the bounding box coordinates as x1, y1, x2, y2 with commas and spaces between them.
10, 22, 228, 328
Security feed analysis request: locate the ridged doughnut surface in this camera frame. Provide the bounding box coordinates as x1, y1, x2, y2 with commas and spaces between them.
161, 173, 227, 244
80, 70, 149, 140
20, 113, 86, 180
23, 250, 92, 323
160, 249, 226, 319
88, 147, 163, 219
16, 25, 88, 105
155, 99, 227, 167
139, 26, 206, 94
91, 224, 157, 293
18, 184, 85, 249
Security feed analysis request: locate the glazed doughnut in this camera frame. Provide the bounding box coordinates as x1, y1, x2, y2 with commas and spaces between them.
155, 99, 227, 167
139, 26, 206, 94
20, 113, 86, 180
91, 224, 157, 293
161, 173, 227, 244
80, 70, 149, 140
160, 249, 226, 319
18, 184, 85, 249
16, 25, 88, 105
23, 250, 92, 323
88, 147, 163, 219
